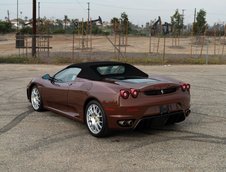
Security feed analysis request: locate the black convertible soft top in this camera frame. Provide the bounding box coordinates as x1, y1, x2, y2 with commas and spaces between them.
67, 61, 148, 81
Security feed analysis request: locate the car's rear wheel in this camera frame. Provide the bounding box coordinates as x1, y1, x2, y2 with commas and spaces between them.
85, 100, 109, 137
31, 86, 43, 111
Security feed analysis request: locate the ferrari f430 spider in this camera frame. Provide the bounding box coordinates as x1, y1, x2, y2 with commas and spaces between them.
27, 61, 191, 137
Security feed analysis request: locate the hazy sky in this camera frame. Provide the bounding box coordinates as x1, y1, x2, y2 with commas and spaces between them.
1, 0, 226, 25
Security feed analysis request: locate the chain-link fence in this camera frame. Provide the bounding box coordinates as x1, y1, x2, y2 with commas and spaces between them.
1, 33, 226, 64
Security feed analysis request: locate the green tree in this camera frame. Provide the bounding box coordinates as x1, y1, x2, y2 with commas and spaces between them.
193, 9, 207, 34
56, 19, 63, 29
120, 12, 131, 34
64, 15, 70, 30
38, 17, 55, 34
111, 17, 120, 32
171, 9, 183, 35
0, 20, 12, 33
111, 12, 131, 34
121, 12, 128, 23
91, 24, 103, 35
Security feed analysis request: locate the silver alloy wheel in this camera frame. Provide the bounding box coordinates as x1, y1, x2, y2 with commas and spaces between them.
31, 87, 41, 110
86, 104, 103, 134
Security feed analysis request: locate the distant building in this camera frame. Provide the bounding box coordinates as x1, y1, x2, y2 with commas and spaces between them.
102, 21, 111, 27
10, 18, 24, 29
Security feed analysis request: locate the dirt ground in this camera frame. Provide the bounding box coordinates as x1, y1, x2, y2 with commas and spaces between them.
0, 64, 225, 172
0, 34, 225, 58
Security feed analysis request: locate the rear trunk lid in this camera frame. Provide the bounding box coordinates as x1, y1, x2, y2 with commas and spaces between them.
104, 77, 180, 95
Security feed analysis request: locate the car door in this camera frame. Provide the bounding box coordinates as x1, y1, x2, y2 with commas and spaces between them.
67, 78, 92, 118
42, 80, 69, 112
42, 67, 81, 115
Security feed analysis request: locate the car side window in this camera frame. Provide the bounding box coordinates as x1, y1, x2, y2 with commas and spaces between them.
54, 67, 81, 83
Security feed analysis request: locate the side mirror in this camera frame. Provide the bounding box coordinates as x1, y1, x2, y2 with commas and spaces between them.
42, 74, 51, 80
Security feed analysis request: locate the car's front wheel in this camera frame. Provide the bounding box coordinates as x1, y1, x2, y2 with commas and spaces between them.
31, 86, 43, 111
85, 100, 109, 137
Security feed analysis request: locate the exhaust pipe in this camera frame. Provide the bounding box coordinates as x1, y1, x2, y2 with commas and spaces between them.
185, 110, 191, 116
118, 120, 134, 127
127, 120, 133, 126
118, 120, 127, 126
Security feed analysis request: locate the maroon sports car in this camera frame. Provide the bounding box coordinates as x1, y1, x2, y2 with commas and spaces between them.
27, 61, 190, 137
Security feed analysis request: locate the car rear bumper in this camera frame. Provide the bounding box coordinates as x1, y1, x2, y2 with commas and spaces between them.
104, 92, 190, 129
105, 105, 190, 129
134, 109, 190, 128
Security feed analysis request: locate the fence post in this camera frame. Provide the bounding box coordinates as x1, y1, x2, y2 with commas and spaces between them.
163, 36, 166, 64
214, 29, 217, 55
157, 34, 160, 53
72, 31, 75, 62
221, 25, 226, 61
206, 36, 209, 64
190, 32, 193, 58
200, 27, 206, 58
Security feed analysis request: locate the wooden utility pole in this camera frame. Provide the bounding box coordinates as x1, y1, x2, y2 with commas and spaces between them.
194, 8, 196, 24
32, 0, 37, 57
7, 10, 10, 22
87, 2, 90, 22
17, 0, 19, 32
182, 9, 185, 33
193, 8, 196, 34
38, 2, 40, 20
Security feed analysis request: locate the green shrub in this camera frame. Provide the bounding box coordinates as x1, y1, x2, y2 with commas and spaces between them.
52, 29, 65, 34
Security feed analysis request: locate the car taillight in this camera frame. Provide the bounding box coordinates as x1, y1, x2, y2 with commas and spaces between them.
187, 84, 190, 90
120, 89, 139, 99
130, 88, 139, 98
120, 90, 130, 99
180, 83, 190, 92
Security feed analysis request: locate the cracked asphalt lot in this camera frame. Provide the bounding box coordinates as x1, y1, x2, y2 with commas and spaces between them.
0, 64, 225, 172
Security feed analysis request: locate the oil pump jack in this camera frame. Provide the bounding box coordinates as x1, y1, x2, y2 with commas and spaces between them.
151, 16, 172, 35
72, 16, 103, 50
72, 16, 102, 34
151, 16, 162, 36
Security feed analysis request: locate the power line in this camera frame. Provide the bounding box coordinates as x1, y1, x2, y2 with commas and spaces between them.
91, 2, 172, 11
75, 0, 86, 11
0, 3, 29, 6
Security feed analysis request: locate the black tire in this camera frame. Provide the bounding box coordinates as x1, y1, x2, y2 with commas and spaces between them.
30, 86, 43, 112
85, 100, 109, 137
